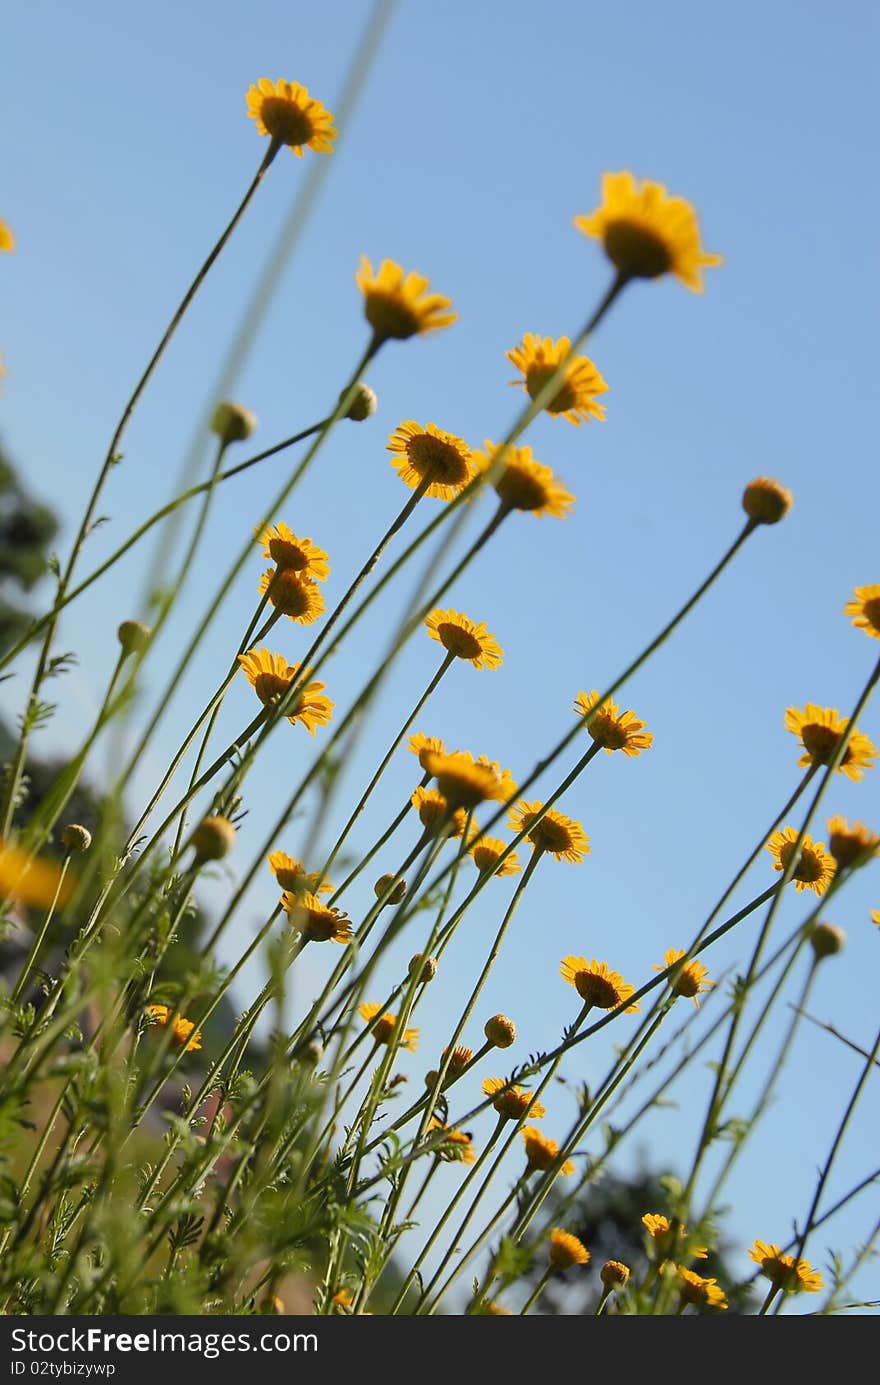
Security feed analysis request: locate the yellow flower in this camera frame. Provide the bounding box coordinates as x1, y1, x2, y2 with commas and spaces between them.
785, 704, 877, 780
245, 79, 336, 156
521, 1127, 575, 1176
387, 421, 475, 501
267, 852, 332, 897
600, 1260, 630, 1290
653, 949, 714, 1007
424, 608, 503, 670
257, 524, 330, 581
258, 568, 325, 625
411, 786, 477, 840
574, 690, 653, 757
285, 893, 351, 944
469, 837, 521, 877
238, 649, 334, 734
549, 1229, 590, 1269
677, 1267, 728, 1311
482, 1077, 545, 1122
766, 828, 836, 896
356, 256, 457, 343
358, 1002, 418, 1051
0, 841, 72, 908
826, 817, 880, 870
485, 1301, 512, 1315
473, 441, 574, 519
508, 801, 589, 863
844, 585, 880, 640
506, 335, 608, 425
748, 1241, 823, 1294
408, 732, 447, 769
331, 1289, 353, 1311
642, 1213, 708, 1261
191, 815, 236, 862
872, 909, 880, 929
742, 477, 793, 526
441, 1044, 474, 1077
144, 1004, 202, 1053
560, 957, 640, 1013
575, 171, 722, 292
428, 1119, 477, 1165
0, 220, 14, 253
423, 750, 517, 810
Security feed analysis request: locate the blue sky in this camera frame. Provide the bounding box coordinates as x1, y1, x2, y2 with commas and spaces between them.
2, 1, 879, 1311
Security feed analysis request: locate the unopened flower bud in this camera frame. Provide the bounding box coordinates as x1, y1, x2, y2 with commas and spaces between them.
484, 1014, 516, 1048
210, 401, 258, 445
61, 823, 92, 853
742, 477, 793, 526
809, 921, 846, 960
191, 815, 236, 862
295, 1039, 323, 1067
409, 953, 438, 983
340, 382, 377, 422
374, 873, 407, 905
600, 1259, 630, 1290
117, 619, 151, 656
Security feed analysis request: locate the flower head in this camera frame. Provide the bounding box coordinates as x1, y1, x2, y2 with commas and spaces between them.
642, 1213, 707, 1262
408, 732, 447, 769
560, 957, 639, 1012
387, 421, 475, 501
506, 334, 608, 425
257, 524, 330, 581
191, 815, 236, 862
144, 1004, 202, 1053
742, 477, 793, 525
844, 585, 880, 641
748, 1241, 823, 1294
258, 567, 325, 624
473, 441, 574, 519
357, 257, 457, 343
246, 79, 336, 156
826, 816, 880, 869
331, 1289, 353, 1311
427, 1119, 476, 1165
469, 837, 521, 877
483, 1015, 517, 1048
677, 1267, 728, 1311
482, 1077, 545, 1122
424, 609, 503, 670
521, 1127, 575, 1176
237, 649, 334, 734
0, 841, 73, 909
549, 1229, 590, 1269
575, 171, 722, 291
267, 852, 332, 897
653, 948, 714, 1007
211, 401, 257, 444
285, 893, 351, 944
358, 1002, 418, 1051
766, 828, 836, 895
423, 750, 516, 810
411, 786, 477, 840
785, 704, 877, 781
0, 220, 14, 253
574, 690, 653, 757
508, 801, 589, 863
600, 1260, 630, 1291
809, 922, 846, 960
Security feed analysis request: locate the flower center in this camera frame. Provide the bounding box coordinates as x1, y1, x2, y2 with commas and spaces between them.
254, 671, 293, 706
780, 840, 823, 883
364, 291, 421, 341
436, 622, 483, 659
268, 538, 309, 571
528, 815, 573, 854
525, 364, 577, 415
406, 433, 469, 485
260, 97, 315, 148
863, 596, 880, 631
574, 971, 620, 1008
604, 219, 673, 279
801, 723, 847, 764
496, 467, 548, 511
589, 713, 628, 750
268, 569, 314, 617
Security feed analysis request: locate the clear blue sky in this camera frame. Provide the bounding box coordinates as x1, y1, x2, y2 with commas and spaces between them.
2, 1, 878, 1310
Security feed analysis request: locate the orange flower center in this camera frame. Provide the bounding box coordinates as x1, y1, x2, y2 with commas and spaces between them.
526, 815, 573, 854
589, 713, 629, 750
779, 840, 824, 883
259, 97, 315, 147
406, 433, 469, 485
525, 364, 578, 415
862, 597, 880, 632
603, 219, 673, 279
436, 622, 483, 659
254, 671, 294, 705
801, 723, 850, 765
495, 467, 548, 512
574, 970, 621, 1008
268, 537, 311, 571
365, 292, 421, 341
267, 570, 315, 617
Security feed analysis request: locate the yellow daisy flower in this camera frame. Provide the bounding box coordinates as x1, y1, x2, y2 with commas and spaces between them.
473, 440, 575, 518
245, 78, 336, 156
766, 828, 836, 895
408, 733, 448, 770
0, 841, 72, 908
267, 852, 332, 897
574, 171, 722, 291
560, 957, 640, 1013
653, 949, 714, 1007
386, 421, 475, 501
411, 787, 477, 840
785, 704, 878, 781
748, 1241, 823, 1294
574, 690, 653, 757
826, 817, 880, 870
237, 649, 334, 734
642, 1213, 708, 1261
508, 801, 590, 863
521, 1127, 575, 1177
423, 750, 517, 810
424, 608, 503, 670
331, 1289, 353, 1311
427, 1119, 477, 1165
600, 1260, 630, 1291
256, 523, 330, 581
844, 585, 880, 640
358, 1001, 418, 1051
0, 220, 14, 253
549, 1229, 590, 1269
482, 1077, 545, 1122
469, 837, 521, 877
677, 1267, 728, 1311
285, 892, 351, 944
356, 256, 457, 343
144, 1004, 202, 1053
258, 568, 325, 625
507, 334, 608, 425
